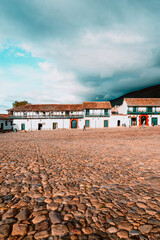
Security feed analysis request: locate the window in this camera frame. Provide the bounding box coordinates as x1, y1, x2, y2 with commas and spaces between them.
147, 107, 152, 113
152, 117, 158, 125
10, 121, 13, 126
66, 111, 69, 115
5, 121, 7, 126
23, 112, 27, 116
133, 106, 137, 112
86, 109, 90, 116
85, 120, 90, 127
104, 109, 108, 115
43, 112, 45, 116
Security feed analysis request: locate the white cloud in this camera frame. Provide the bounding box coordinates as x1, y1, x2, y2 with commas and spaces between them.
82, 31, 145, 45
33, 62, 93, 103
16, 29, 150, 80
15, 52, 24, 57
0, 62, 93, 111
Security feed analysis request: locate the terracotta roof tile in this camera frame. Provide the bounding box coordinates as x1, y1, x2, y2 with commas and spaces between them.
8, 104, 83, 112
83, 102, 111, 109
8, 102, 112, 112
124, 98, 160, 106
0, 114, 9, 120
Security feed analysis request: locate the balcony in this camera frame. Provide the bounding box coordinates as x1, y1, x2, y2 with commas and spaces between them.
8, 114, 84, 119
85, 114, 109, 117
127, 110, 160, 115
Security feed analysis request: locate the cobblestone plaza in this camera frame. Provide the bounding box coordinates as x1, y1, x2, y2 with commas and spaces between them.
0, 128, 160, 239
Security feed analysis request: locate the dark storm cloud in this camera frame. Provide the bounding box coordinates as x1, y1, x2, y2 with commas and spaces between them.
1, 0, 157, 41
0, 0, 128, 39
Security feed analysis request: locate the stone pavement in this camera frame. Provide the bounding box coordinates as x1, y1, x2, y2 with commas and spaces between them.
0, 127, 160, 239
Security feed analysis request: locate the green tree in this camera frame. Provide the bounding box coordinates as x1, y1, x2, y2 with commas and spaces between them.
13, 101, 30, 108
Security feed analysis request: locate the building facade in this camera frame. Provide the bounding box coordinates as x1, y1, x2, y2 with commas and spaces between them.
0, 114, 13, 132
8, 102, 112, 131
117, 98, 160, 126
7, 98, 160, 131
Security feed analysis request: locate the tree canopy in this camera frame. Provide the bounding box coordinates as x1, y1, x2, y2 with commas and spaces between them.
13, 101, 30, 108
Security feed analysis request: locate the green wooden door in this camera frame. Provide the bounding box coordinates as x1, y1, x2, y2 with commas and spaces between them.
104, 120, 108, 127
85, 120, 89, 127
152, 117, 158, 125
21, 123, 25, 130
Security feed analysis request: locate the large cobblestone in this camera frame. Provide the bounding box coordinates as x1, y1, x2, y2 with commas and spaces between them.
0, 127, 160, 239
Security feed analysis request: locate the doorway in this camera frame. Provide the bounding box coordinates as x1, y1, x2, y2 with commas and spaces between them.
139, 115, 149, 126
131, 117, 137, 126
141, 116, 147, 125
53, 123, 58, 129
0, 123, 3, 131
104, 120, 108, 127
21, 123, 25, 130
117, 120, 120, 126
71, 120, 77, 129
38, 123, 42, 130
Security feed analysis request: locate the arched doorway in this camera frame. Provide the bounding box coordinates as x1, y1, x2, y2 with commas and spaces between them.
141, 116, 147, 125
117, 120, 120, 126
71, 120, 77, 129
139, 115, 149, 126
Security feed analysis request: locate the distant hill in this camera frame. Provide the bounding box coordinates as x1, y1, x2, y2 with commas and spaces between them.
110, 84, 160, 107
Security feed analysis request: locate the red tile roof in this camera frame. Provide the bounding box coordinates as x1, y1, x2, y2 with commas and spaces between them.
0, 114, 9, 120
8, 104, 83, 112
83, 102, 111, 109
124, 98, 160, 106
8, 102, 111, 112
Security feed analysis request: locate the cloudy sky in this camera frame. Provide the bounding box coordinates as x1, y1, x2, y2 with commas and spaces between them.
0, 0, 160, 112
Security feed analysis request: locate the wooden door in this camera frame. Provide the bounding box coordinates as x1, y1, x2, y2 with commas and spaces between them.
104, 120, 108, 127
21, 124, 25, 130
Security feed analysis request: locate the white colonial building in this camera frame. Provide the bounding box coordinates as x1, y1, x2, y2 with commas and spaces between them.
117, 98, 160, 126
7, 102, 112, 131
7, 98, 160, 131
0, 114, 13, 132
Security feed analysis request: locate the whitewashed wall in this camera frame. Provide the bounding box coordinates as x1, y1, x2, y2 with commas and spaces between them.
118, 100, 128, 114
138, 107, 146, 111
13, 118, 85, 131
109, 115, 130, 127
0, 120, 13, 130
84, 117, 110, 128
